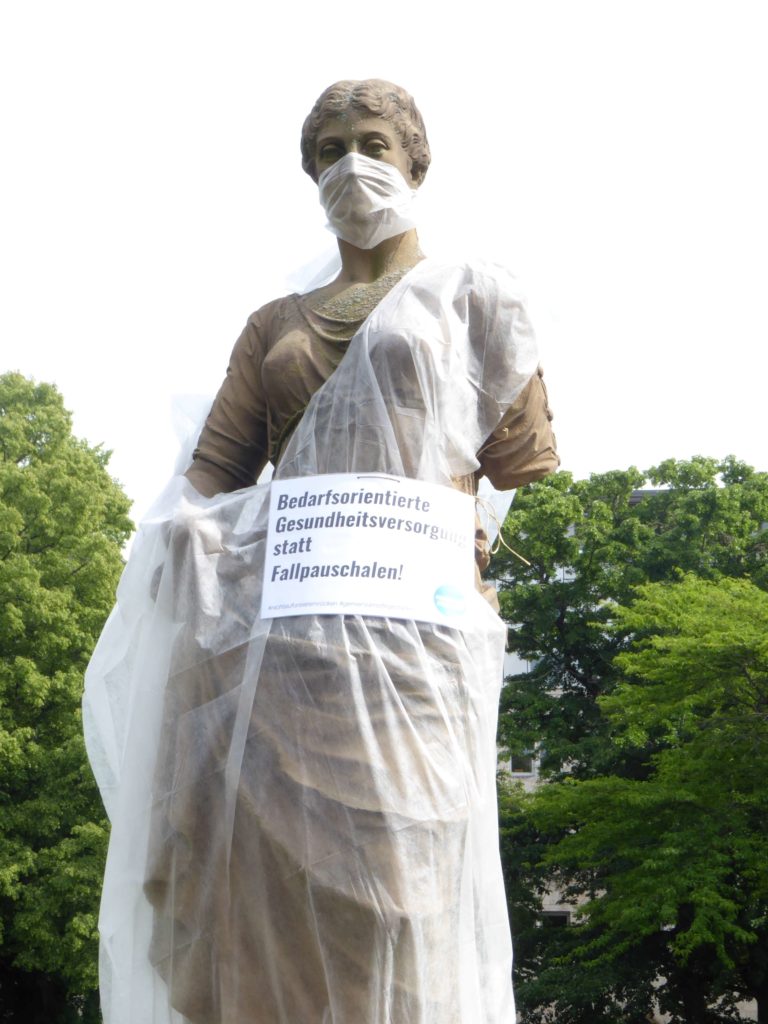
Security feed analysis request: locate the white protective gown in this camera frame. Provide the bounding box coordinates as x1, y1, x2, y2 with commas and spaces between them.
83, 260, 540, 1024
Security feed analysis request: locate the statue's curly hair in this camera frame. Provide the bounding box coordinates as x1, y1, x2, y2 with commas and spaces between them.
301, 79, 431, 186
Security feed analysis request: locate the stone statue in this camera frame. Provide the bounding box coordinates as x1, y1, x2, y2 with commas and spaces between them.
84, 79, 558, 1024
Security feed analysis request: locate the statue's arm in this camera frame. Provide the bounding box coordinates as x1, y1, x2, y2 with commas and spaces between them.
477, 367, 559, 489
185, 314, 270, 497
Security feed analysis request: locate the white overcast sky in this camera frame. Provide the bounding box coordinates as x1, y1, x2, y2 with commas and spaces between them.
2, 1, 766, 521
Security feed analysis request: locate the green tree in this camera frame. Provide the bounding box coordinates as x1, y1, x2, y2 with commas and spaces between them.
496, 457, 768, 783
0, 373, 132, 1022
530, 577, 768, 1022
491, 458, 768, 1022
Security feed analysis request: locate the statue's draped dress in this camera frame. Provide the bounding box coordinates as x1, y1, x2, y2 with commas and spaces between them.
84, 259, 557, 1024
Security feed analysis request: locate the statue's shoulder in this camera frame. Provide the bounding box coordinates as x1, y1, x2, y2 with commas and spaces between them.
404, 258, 528, 306
243, 292, 303, 339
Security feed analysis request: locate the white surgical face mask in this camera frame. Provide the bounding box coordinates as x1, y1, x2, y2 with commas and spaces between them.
318, 153, 417, 249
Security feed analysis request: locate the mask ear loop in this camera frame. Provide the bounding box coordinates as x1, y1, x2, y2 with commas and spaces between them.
475, 495, 531, 567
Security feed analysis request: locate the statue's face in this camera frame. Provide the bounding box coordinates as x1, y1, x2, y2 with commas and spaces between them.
315, 113, 414, 185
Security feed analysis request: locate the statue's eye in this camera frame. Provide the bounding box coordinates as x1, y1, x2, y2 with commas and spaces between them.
364, 139, 388, 158
319, 143, 344, 162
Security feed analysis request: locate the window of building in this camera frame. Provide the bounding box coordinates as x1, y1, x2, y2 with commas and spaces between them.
510, 752, 535, 775
540, 911, 571, 927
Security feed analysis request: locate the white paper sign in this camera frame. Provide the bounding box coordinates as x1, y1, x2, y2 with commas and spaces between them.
261, 473, 476, 625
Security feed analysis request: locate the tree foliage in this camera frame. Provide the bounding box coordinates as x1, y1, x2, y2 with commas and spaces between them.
0, 373, 132, 1021
496, 457, 768, 779
493, 458, 768, 1023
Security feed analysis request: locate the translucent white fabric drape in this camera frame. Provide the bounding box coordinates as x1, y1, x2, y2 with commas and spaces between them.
83, 260, 538, 1024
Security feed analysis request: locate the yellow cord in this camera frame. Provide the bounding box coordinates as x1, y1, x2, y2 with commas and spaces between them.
475, 497, 532, 567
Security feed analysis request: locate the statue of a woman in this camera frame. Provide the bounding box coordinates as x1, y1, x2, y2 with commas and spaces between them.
84, 79, 558, 1024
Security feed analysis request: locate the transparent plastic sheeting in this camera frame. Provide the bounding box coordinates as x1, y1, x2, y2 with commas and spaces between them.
83, 260, 538, 1024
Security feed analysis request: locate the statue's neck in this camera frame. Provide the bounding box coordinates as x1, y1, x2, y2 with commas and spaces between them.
335, 230, 424, 284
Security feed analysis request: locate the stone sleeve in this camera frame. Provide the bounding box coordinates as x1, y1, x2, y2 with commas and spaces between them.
186, 313, 270, 496
477, 366, 559, 490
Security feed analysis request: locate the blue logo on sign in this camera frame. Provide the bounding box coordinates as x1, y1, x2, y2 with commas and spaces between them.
434, 585, 466, 617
